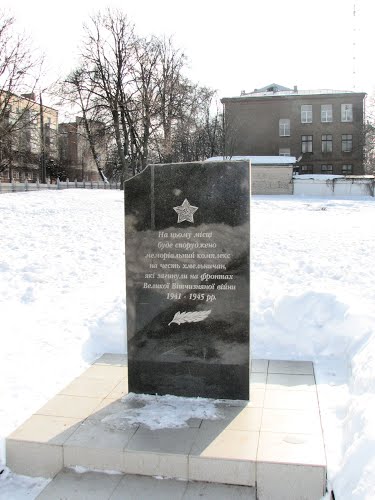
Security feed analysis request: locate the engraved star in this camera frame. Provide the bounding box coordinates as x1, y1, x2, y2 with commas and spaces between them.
173, 199, 198, 223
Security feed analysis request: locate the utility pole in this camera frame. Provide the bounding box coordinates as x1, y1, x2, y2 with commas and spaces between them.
39, 93, 46, 183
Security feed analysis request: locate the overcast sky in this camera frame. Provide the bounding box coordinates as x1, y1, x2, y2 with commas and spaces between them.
2, 0, 375, 104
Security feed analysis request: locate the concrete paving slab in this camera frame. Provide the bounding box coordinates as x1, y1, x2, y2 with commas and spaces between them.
35, 394, 103, 419
6, 440, 63, 478
64, 420, 137, 472
184, 480, 256, 499
94, 353, 128, 366
263, 389, 318, 410
59, 377, 120, 399
108, 379, 129, 399
268, 360, 314, 375
199, 406, 262, 432
80, 365, 127, 380
256, 462, 326, 500
248, 387, 266, 407
250, 359, 269, 373
250, 371, 267, 389
110, 474, 187, 499
261, 408, 322, 434
266, 373, 316, 391
36, 469, 257, 499
257, 431, 326, 466
36, 469, 122, 499
7, 414, 81, 445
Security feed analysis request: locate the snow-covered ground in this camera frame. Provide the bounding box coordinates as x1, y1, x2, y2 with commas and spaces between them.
252, 196, 375, 500
0, 190, 126, 499
1, 190, 375, 499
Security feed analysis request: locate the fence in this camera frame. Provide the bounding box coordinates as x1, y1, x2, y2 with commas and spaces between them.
0, 179, 121, 194
293, 176, 375, 197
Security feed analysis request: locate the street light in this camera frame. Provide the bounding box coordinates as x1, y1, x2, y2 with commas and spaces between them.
39, 92, 46, 184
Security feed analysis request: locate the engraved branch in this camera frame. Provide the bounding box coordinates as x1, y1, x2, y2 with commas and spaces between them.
168, 310, 212, 326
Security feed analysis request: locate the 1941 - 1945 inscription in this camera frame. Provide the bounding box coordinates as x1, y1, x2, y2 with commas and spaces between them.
124, 161, 250, 400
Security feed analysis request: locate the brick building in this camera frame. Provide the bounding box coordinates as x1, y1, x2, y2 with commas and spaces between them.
222, 83, 366, 175
58, 118, 105, 182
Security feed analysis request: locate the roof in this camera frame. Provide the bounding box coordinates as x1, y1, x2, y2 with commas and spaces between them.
294, 174, 374, 180
254, 83, 293, 93
244, 89, 362, 98
223, 83, 366, 101
205, 155, 297, 165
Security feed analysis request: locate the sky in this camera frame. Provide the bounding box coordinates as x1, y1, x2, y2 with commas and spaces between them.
2, 0, 375, 109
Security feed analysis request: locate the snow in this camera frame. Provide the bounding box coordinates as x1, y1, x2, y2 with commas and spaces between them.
205, 155, 296, 165
252, 195, 375, 499
102, 393, 220, 431
1, 190, 375, 499
0, 190, 126, 466
294, 174, 345, 180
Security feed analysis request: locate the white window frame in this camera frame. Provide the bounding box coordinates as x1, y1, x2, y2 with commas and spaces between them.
301, 105, 312, 123
341, 103, 353, 122
342, 164, 353, 175
279, 148, 291, 157
321, 104, 332, 122
321, 164, 333, 174
279, 119, 290, 137
300, 165, 313, 174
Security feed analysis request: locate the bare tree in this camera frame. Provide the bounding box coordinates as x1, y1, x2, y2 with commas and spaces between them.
60, 8, 223, 182
364, 91, 375, 175
81, 10, 136, 178
153, 37, 187, 163
60, 68, 109, 180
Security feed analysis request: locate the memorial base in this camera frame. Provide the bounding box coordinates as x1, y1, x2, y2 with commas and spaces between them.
6, 354, 327, 500
128, 360, 249, 400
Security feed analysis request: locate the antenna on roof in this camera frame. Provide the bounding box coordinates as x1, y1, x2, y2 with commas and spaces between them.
353, 1, 358, 90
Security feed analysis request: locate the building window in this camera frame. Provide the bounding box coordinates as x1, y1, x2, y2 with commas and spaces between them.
321, 104, 332, 122
0, 168, 9, 180
341, 103, 353, 122
279, 119, 290, 136
24, 172, 34, 181
301, 135, 313, 153
301, 105, 312, 123
342, 134, 353, 152
321, 164, 333, 174
300, 165, 313, 174
342, 164, 353, 175
322, 134, 333, 153
279, 148, 291, 156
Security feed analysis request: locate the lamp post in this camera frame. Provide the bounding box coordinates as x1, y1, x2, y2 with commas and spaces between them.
39, 92, 46, 184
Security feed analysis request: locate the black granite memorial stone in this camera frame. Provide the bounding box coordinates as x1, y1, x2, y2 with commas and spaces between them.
125, 161, 250, 400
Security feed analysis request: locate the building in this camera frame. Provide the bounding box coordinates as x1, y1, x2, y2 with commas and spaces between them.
0, 92, 58, 182
221, 83, 366, 176
206, 155, 295, 195
58, 118, 106, 182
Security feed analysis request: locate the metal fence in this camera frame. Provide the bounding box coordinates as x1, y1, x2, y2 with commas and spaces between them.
0, 179, 121, 193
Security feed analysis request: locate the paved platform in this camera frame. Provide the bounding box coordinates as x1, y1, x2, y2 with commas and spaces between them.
37, 469, 256, 499
6, 355, 327, 500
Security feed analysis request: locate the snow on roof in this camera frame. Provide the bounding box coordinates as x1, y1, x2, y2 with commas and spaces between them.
293, 174, 345, 180
255, 83, 292, 93
294, 174, 374, 181
205, 155, 297, 165
233, 89, 361, 98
